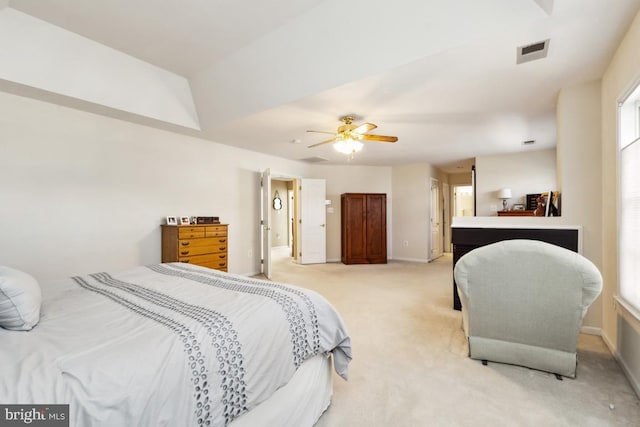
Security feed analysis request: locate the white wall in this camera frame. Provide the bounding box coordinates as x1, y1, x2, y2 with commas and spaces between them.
0, 91, 395, 279
308, 165, 392, 262
391, 163, 448, 262
392, 164, 430, 262
0, 8, 199, 129
448, 172, 472, 187
475, 149, 557, 216
556, 80, 603, 329
475, 143, 606, 329
601, 8, 640, 395
0, 91, 309, 280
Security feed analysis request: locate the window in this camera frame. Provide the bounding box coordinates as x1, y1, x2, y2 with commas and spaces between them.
619, 85, 640, 315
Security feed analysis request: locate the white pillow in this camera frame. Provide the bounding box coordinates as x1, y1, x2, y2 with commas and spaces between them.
0, 266, 42, 331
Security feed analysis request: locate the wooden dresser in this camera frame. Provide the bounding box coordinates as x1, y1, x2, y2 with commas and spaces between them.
161, 224, 228, 272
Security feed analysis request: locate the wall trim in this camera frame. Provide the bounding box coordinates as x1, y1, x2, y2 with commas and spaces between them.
244, 270, 262, 277
616, 352, 640, 399
580, 326, 601, 335
601, 329, 616, 355
612, 345, 640, 399
391, 257, 429, 263
614, 295, 640, 333
601, 328, 640, 399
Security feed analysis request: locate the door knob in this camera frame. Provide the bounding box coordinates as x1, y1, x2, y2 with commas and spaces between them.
320, 224, 325, 227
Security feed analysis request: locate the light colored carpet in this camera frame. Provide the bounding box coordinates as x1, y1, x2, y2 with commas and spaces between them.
266, 248, 640, 427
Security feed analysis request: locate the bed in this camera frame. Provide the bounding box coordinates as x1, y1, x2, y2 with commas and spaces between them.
0, 263, 352, 426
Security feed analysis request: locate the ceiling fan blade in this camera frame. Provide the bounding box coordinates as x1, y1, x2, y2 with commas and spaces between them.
361, 134, 398, 143
352, 122, 377, 134
308, 137, 337, 148
306, 130, 336, 135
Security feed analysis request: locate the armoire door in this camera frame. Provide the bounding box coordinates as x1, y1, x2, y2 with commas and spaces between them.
365, 193, 387, 264
342, 194, 367, 264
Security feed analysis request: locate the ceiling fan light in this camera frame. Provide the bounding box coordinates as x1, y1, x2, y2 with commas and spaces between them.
334, 138, 363, 154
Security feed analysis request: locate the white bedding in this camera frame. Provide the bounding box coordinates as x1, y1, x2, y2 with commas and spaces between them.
0, 263, 351, 427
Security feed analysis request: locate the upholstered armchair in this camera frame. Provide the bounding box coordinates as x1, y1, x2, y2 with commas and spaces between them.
453, 239, 602, 378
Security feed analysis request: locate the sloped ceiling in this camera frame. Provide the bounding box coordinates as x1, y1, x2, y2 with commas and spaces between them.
4, 0, 640, 172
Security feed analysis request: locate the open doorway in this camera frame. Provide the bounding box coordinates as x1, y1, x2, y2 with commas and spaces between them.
261, 171, 327, 278
271, 178, 295, 267
453, 185, 474, 217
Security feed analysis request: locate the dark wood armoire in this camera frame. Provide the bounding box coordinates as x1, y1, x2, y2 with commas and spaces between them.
341, 193, 387, 264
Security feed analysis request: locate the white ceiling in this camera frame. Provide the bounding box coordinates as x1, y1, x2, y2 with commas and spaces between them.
7, 0, 640, 173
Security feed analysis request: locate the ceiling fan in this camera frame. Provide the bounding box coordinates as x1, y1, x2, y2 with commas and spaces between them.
307, 116, 398, 155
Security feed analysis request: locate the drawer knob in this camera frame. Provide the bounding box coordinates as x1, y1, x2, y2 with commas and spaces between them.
180, 242, 190, 247
219, 247, 226, 251
180, 251, 190, 255
219, 255, 226, 259
181, 260, 190, 264
218, 239, 226, 243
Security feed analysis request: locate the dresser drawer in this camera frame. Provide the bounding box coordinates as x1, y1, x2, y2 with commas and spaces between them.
209, 242, 227, 253
206, 237, 227, 245
179, 253, 227, 268
177, 243, 227, 257
178, 237, 220, 249
205, 226, 227, 237
200, 259, 228, 270
178, 228, 205, 239
177, 246, 214, 257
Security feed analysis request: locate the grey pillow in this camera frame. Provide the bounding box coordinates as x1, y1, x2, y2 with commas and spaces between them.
0, 266, 42, 330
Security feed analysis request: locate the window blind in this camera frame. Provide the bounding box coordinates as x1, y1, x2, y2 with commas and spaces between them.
620, 136, 640, 312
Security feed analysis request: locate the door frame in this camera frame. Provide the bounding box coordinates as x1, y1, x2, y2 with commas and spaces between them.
429, 177, 443, 261
262, 170, 328, 275
442, 182, 451, 253
261, 169, 272, 279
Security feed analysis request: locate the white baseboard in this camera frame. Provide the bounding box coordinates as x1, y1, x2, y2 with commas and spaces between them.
601, 330, 615, 353
391, 257, 429, 263
616, 351, 640, 398
611, 345, 640, 399
243, 270, 261, 277
600, 330, 640, 399
580, 326, 601, 335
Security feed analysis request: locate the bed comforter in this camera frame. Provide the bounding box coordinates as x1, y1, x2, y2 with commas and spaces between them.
0, 263, 351, 427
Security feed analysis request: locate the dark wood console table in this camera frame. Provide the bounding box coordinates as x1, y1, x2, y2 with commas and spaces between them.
497, 210, 536, 216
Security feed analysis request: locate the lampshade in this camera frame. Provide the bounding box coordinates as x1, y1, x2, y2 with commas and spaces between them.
334, 137, 363, 154
497, 188, 512, 199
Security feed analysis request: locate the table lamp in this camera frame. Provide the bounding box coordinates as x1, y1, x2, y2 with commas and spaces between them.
497, 188, 512, 210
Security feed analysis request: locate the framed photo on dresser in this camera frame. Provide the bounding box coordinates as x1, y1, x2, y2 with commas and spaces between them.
166, 216, 177, 225
179, 216, 190, 225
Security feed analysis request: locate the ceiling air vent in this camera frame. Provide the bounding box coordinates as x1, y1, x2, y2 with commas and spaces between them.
300, 156, 329, 163
522, 139, 536, 146
517, 39, 550, 64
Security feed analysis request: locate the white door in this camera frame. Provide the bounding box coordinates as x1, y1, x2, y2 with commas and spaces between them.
261, 169, 272, 278
300, 178, 326, 264
430, 178, 442, 260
